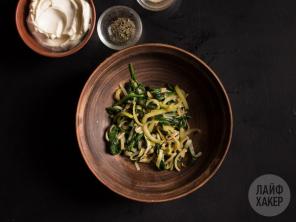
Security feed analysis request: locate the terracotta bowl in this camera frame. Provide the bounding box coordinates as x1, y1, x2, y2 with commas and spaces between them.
76, 44, 233, 202
16, 0, 96, 58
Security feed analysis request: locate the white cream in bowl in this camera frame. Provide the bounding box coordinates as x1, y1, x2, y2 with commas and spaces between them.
27, 0, 92, 51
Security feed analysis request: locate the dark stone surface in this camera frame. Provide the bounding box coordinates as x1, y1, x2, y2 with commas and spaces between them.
0, 0, 295, 221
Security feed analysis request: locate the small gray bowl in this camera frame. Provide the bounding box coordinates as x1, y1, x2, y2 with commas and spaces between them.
97, 6, 143, 50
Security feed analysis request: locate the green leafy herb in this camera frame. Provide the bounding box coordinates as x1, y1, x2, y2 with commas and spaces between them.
151, 88, 165, 101
108, 125, 121, 155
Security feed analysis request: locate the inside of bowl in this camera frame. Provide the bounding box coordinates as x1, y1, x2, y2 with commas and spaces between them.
78, 45, 232, 201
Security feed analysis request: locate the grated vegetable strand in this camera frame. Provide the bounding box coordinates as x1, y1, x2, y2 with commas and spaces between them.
105, 64, 202, 171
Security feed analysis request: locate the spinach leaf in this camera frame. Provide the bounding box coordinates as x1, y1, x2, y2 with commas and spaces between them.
114, 93, 146, 106
151, 88, 165, 101
158, 160, 165, 170
167, 83, 175, 92
106, 107, 121, 115
108, 125, 121, 155
155, 115, 191, 130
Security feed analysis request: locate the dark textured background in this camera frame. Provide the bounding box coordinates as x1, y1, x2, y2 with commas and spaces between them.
0, 0, 295, 221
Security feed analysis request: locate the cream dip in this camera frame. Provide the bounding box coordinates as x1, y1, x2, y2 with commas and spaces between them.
27, 0, 92, 51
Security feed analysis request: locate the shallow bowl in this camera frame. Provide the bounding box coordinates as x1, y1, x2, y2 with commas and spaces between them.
76, 43, 233, 202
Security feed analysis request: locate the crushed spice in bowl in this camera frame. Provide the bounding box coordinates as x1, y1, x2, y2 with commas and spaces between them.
97, 6, 142, 50
109, 17, 136, 44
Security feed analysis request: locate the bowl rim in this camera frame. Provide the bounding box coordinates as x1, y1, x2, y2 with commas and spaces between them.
15, 0, 97, 58
97, 5, 143, 50
137, 0, 177, 11
76, 43, 233, 203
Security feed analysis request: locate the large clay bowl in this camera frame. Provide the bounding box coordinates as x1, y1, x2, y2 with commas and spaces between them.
76, 43, 233, 202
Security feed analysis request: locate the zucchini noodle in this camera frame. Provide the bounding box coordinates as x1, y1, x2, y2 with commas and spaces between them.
105, 64, 202, 171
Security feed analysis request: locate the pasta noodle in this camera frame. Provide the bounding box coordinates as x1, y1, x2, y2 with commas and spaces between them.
105, 64, 202, 171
